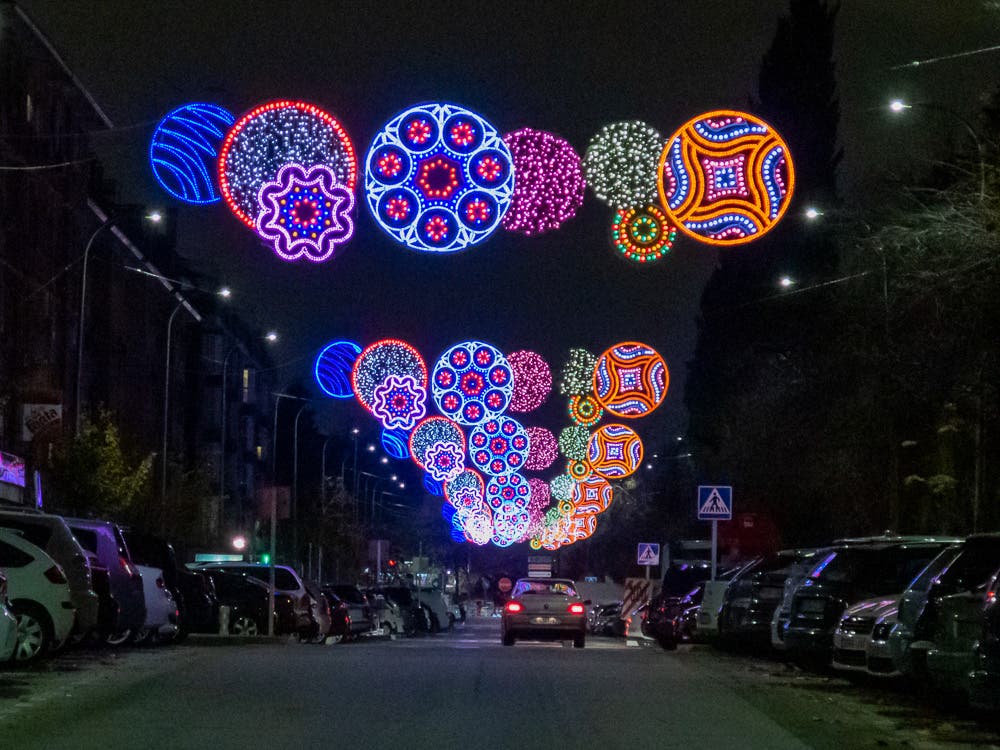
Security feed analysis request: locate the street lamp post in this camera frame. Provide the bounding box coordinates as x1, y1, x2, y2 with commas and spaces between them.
160, 299, 187, 515
292, 402, 308, 568
321, 435, 334, 506
75, 211, 161, 435
219, 344, 240, 537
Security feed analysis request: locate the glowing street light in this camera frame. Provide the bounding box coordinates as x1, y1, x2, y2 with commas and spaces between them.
265, 331, 278, 343
779, 276, 796, 289
888, 99, 911, 113
804, 206, 823, 220
218, 286, 232, 299
231, 535, 247, 551
146, 210, 164, 223
367, 444, 376, 452
380, 456, 389, 464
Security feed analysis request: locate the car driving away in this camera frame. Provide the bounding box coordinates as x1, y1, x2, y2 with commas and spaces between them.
502, 578, 586, 648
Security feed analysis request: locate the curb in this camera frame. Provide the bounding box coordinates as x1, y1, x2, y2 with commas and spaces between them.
186, 634, 293, 646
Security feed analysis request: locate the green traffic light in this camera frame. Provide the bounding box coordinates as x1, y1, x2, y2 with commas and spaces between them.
260, 553, 271, 564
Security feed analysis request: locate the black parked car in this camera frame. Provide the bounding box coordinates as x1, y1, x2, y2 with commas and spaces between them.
199, 569, 271, 636
970, 568, 1000, 711
718, 550, 814, 645
644, 563, 717, 650
123, 531, 217, 637
785, 538, 955, 660
317, 588, 352, 643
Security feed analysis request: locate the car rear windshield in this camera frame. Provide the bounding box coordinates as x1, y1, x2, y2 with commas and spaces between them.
0, 518, 52, 550
72, 528, 99, 554
218, 566, 299, 591
331, 585, 365, 604
907, 546, 962, 592
938, 539, 1000, 591
810, 546, 945, 594
382, 587, 413, 605
513, 580, 577, 597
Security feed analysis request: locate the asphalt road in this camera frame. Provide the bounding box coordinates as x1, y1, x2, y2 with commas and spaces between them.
2, 618, 999, 750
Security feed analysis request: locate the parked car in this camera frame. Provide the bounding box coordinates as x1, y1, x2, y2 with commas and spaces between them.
831, 595, 900, 672
912, 534, 1000, 699
771, 548, 833, 650
65, 518, 145, 645
0, 570, 18, 662
0, 509, 100, 639
718, 550, 816, 645
123, 531, 217, 637
784, 538, 957, 660
133, 564, 180, 644
196, 562, 311, 637
301, 581, 332, 644
325, 584, 374, 637
379, 586, 428, 634
501, 578, 586, 648
970, 568, 1000, 711
646, 562, 728, 650
318, 588, 352, 643
0, 528, 76, 662
589, 602, 624, 637
365, 589, 407, 635
199, 569, 270, 636
887, 544, 964, 676
414, 587, 451, 632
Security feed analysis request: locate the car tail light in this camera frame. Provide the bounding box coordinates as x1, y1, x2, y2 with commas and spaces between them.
44, 565, 67, 585
506, 601, 523, 613
568, 603, 585, 615
119, 556, 136, 578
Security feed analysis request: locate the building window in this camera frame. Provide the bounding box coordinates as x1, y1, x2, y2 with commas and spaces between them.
242, 368, 249, 403
25, 94, 33, 123
256, 445, 263, 460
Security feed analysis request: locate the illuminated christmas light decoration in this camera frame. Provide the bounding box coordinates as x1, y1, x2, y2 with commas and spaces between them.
593, 342, 669, 418
558, 348, 597, 396
218, 100, 358, 229
568, 394, 603, 427
558, 425, 590, 461
507, 350, 552, 413
462, 505, 493, 546
492, 503, 531, 547
524, 426, 558, 471
587, 423, 644, 479
549, 475, 576, 502
431, 341, 514, 425
526, 478, 551, 519
444, 468, 485, 512
408, 416, 466, 471
352, 339, 428, 414
150, 103, 235, 204
423, 441, 465, 482
567, 459, 591, 481
583, 121, 664, 208
572, 476, 613, 515
567, 510, 597, 542
485, 473, 531, 510
371, 373, 427, 431
314, 340, 362, 399
424, 473, 444, 496
558, 499, 574, 515
255, 162, 355, 262
658, 110, 795, 246
501, 128, 585, 236
611, 205, 676, 264
381, 428, 410, 460
469, 416, 530, 475
365, 103, 514, 253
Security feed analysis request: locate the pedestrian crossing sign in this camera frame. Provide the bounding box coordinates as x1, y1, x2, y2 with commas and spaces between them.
697, 485, 733, 520
637, 543, 660, 566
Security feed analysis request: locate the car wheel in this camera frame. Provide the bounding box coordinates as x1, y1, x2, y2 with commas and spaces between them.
502, 632, 515, 646
12, 604, 51, 663
132, 627, 153, 645
105, 629, 132, 647
308, 630, 327, 644
573, 634, 586, 649
230, 616, 259, 637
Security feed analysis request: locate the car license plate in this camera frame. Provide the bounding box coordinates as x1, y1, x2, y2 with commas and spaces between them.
840, 634, 868, 651
533, 616, 559, 625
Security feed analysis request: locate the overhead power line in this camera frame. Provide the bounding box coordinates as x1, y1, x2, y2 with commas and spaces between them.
889, 42, 1000, 70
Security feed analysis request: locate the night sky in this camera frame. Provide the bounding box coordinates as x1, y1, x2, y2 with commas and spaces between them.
16, 0, 1000, 448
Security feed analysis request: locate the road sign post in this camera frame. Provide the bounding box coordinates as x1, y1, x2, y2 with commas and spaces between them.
697, 485, 733, 581
637, 543, 660, 581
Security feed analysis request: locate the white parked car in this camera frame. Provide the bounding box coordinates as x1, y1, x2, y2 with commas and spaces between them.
134, 564, 179, 644
0, 528, 76, 662
0, 570, 18, 662
414, 588, 451, 632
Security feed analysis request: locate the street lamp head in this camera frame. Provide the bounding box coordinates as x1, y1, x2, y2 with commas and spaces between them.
380, 456, 388, 464
779, 275, 796, 288
351, 427, 360, 435
367, 444, 376, 452
265, 331, 278, 343
231, 535, 247, 551
399, 482, 405, 489
391, 474, 397, 481
804, 206, 823, 220
146, 210, 164, 224
218, 286, 232, 299
889, 99, 910, 113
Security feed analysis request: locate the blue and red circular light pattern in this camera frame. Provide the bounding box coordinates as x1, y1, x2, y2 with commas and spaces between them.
431, 341, 514, 426
365, 103, 515, 253
469, 417, 530, 476
485, 473, 531, 511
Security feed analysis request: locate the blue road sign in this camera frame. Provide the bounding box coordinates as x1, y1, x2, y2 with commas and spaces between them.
637, 543, 660, 566
697, 485, 733, 521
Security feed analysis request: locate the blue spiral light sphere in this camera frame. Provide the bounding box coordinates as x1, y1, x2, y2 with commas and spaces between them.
314, 340, 363, 399
381, 428, 410, 460
149, 103, 235, 204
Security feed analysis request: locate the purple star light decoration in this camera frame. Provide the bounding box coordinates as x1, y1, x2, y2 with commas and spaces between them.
255, 162, 354, 262
371, 373, 427, 430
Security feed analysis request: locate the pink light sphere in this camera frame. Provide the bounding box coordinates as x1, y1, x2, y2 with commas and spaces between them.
508, 350, 552, 412
501, 128, 585, 236
524, 426, 558, 471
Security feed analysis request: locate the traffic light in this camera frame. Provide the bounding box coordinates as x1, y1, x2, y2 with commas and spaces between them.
260, 553, 271, 564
